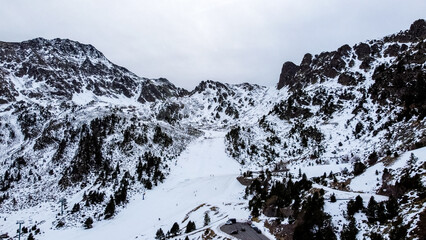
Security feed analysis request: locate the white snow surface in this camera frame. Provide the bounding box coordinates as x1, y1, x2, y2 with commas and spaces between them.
349, 162, 384, 193
7, 131, 254, 240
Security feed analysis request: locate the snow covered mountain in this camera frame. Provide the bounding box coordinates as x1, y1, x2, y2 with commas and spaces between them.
0, 38, 187, 104
224, 19, 426, 240
0, 37, 203, 236
0, 20, 425, 240
227, 19, 426, 167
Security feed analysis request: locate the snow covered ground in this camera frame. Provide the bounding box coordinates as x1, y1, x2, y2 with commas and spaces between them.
350, 146, 426, 193
349, 162, 385, 193
3, 136, 425, 240
1, 130, 255, 240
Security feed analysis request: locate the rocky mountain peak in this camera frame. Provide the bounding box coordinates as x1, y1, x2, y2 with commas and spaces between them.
0, 38, 186, 104
137, 78, 189, 103
408, 19, 426, 39
277, 61, 299, 89
22, 38, 105, 60
384, 18, 426, 43
277, 19, 425, 90
191, 80, 230, 94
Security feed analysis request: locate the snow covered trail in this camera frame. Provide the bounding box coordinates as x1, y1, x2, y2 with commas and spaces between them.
42, 130, 248, 240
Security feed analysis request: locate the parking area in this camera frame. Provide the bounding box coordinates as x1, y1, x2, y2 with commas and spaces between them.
220, 222, 270, 240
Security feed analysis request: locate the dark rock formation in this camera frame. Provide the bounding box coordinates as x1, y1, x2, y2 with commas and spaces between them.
384, 19, 426, 42
277, 19, 426, 93
354, 43, 371, 61
277, 62, 299, 90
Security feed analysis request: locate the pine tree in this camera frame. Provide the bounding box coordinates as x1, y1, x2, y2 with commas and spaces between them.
104, 196, 115, 219
27, 233, 35, 240
84, 217, 93, 229
386, 195, 398, 219
368, 151, 378, 165
293, 192, 336, 240
347, 200, 356, 216
115, 162, 120, 174
366, 196, 378, 223
251, 205, 260, 218
377, 202, 387, 223
354, 195, 363, 210
204, 212, 211, 226
330, 193, 337, 202
71, 203, 80, 213
408, 153, 418, 166
155, 228, 165, 240
114, 177, 129, 205
302, 173, 308, 182
136, 158, 143, 181
292, 194, 301, 211
185, 221, 196, 233
170, 222, 180, 236
346, 195, 364, 216
353, 162, 366, 176
340, 218, 358, 240
144, 179, 153, 189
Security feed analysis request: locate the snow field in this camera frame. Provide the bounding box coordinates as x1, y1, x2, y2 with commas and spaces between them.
349, 162, 384, 193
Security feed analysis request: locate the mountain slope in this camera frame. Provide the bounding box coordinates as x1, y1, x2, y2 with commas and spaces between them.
0, 38, 203, 236
225, 19, 426, 240
41, 130, 246, 240
0, 20, 425, 240
227, 19, 426, 168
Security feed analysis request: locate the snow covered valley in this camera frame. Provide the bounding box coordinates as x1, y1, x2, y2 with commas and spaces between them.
2, 131, 256, 240
2, 131, 425, 239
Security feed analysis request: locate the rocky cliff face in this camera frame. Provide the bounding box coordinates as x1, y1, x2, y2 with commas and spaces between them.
278, 19, 426, 91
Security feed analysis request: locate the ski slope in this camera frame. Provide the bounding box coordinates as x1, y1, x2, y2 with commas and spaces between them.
39, 130, 249, 240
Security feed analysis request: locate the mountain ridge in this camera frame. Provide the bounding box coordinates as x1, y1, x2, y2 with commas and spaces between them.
0, 37, 188, 105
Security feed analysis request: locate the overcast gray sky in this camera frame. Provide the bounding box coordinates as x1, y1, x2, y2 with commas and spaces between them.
0, 0, 424, 90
